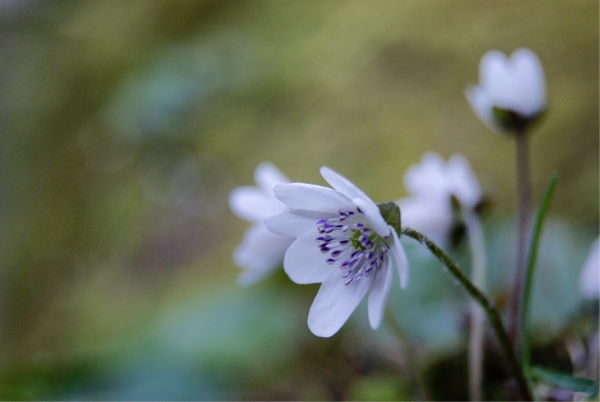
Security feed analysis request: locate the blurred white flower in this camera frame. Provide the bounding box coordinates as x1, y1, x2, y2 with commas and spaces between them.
229, 162, 293, 286
397, 152, 482, 245
466, 48, 546, 133
265, 167, 408, 337
579, 237, 599, 299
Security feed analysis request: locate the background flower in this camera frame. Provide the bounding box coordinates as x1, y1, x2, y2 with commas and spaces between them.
229, 162, 293, 286
0, 2, 595, 400
265, 167, 408, 337
397, 152, 482, 246
466, 48, 546, 133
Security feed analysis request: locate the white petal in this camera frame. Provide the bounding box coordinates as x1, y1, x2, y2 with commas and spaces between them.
265, 209, 337, 238
480, 50, 518, 109
229, 186, 284, 222
510, 48, 546, 116
283, 233, 336, 284
404, 152, 448, 199
397, 197, 451, 246
477, 49, 546, 118
390, 227, 409, 288
579, 238, 599, 299
273, 183, 354, 212
308, 269, 374, 337
233, 223, 293, 285
319, 166, 389, 237
446, 154, 482, 208
353, 198, 389, 237
367, 258, 393, 329
254, 162, 290, 198
465, 85, 495, 129
320, 166, 371, 204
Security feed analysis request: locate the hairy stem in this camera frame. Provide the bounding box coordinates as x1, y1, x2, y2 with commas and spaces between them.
401, 226, 532, 401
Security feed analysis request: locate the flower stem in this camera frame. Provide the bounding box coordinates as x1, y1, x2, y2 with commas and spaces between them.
464, 210, 487, 401
509, 128, 532, 350
400, 226, 532, 401
385, 307, 429, 401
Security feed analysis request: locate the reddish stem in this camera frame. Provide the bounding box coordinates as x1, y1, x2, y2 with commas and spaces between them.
508, 128, 532, 353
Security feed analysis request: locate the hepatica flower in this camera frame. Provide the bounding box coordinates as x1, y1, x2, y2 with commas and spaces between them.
264, 167, 408, 337
398, 152, 482, 246
229, 162, 294, 286
466, 48, 546, 133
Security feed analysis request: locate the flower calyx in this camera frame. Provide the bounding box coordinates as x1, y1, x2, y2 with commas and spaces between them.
377, 201, 402, 238
492, 106, 547, 134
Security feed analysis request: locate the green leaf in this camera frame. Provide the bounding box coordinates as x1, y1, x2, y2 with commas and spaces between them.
521, 173, 558, 371
532, 366, 598, 397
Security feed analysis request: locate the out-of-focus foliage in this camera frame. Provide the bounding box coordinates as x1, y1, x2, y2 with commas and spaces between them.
0, 0, 597, 400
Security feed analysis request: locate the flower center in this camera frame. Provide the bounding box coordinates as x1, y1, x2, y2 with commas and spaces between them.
315, 208, 389, 285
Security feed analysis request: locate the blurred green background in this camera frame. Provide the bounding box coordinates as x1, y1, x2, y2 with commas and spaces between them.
0, 1, 597, 400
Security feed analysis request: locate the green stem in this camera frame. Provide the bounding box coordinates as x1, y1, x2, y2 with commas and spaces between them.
521, 173, 558, 373
401, 226, 532, 401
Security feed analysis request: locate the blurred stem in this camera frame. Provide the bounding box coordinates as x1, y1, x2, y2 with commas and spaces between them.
400, 226, 532, 401
509, 127, 532, 351
385, 307, 429, 401
521, 173, 558, 373
464, 210, 487, 401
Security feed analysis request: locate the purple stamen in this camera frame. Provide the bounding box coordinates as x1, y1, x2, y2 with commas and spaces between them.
314, 213, 389, 286
350, 250, 361, 258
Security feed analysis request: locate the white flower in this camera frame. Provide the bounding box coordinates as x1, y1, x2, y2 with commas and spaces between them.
398, 152, 482, 246
264, 166, 409, 337
229, 162, 294, 286
466, 48, 546, 133
579, 237, 599, 300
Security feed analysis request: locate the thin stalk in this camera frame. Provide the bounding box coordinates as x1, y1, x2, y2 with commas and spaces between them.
521, 173, 558, 372
401, 226, 532, 401
465, 210, 487, 401
509, 128, 532, 350
385, 307, 429, 401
